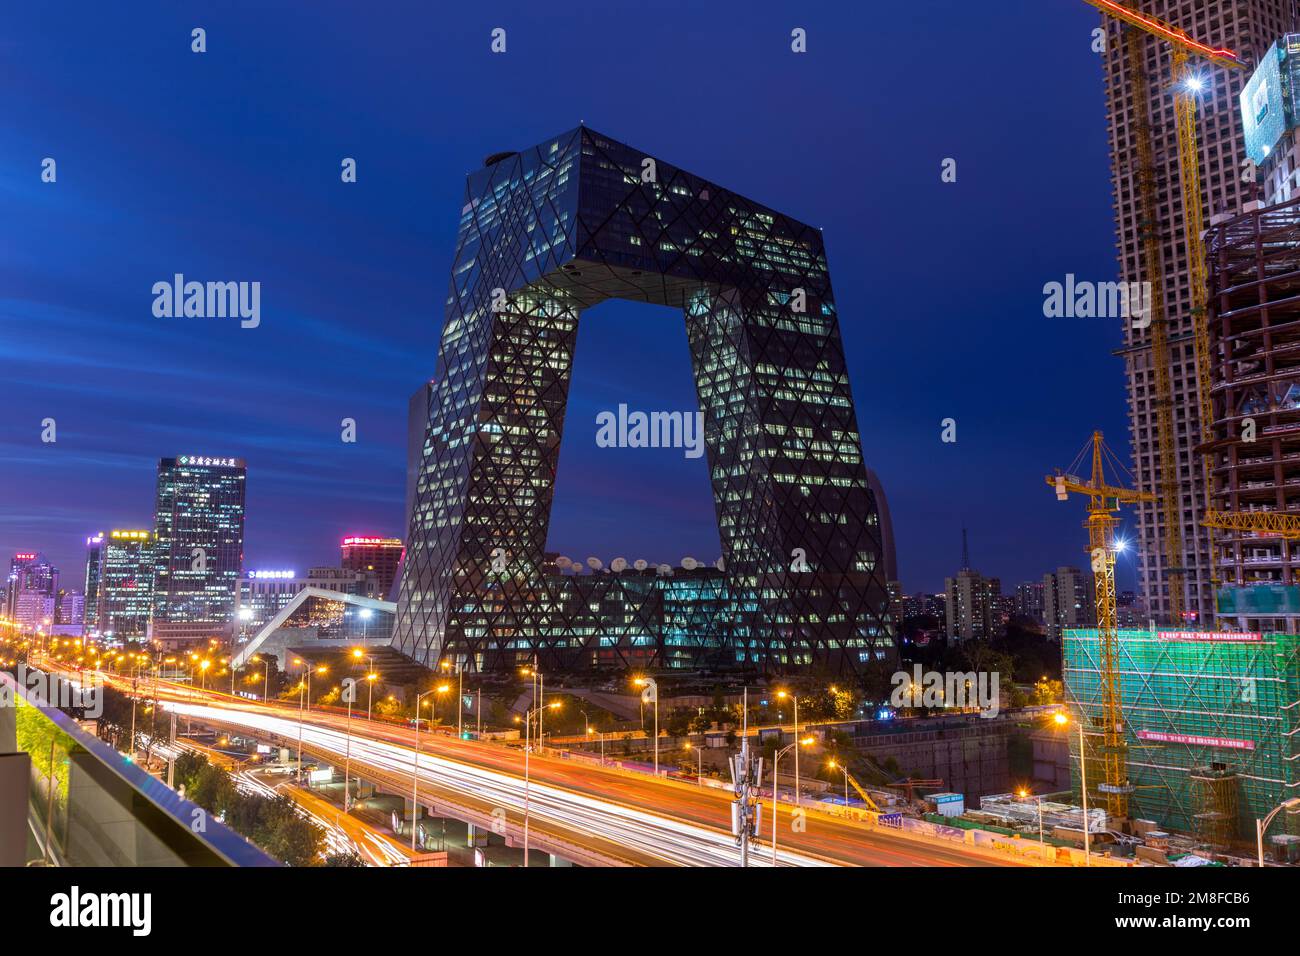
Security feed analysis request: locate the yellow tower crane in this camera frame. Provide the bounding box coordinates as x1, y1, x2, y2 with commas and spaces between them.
1047, 430, 1154, 819
1082, 0, 1246, 621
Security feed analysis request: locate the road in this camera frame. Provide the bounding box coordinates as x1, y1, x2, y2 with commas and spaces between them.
77, 664, 1031, 867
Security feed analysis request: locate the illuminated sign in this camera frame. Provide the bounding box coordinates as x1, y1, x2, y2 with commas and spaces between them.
342, 536, 403, 547
110, 530, 151, 541
1137, 729, 1255, 751
177, 455, 244, 468
248, 570, 296, 580
1157, 630, 1262, 642
13, 553, 36, 561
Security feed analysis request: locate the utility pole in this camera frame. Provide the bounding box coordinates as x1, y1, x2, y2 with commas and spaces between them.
730, 689, 763, 867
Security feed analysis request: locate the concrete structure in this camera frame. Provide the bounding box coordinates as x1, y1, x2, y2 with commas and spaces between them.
1100, 1, 1298, 625
1207, 194, 1300, 630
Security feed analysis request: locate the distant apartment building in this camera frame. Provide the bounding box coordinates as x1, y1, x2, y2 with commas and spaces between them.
1043, 566, 1096, 641
943, 570, 1000, 642
1015, 580, 1046, 625
1099, 1, 1298, 625
150, 456, 246, 647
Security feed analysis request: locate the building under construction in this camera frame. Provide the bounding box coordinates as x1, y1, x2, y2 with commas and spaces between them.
1063, 627, 1300, 842
1209, 189, 1300, 632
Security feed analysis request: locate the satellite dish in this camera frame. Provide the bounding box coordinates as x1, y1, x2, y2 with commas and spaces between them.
633, 559, 648, 571
611, 557, 627, 572
681, 556, 698, 570
587, 557, 603, 571
657, 563, 673, 577
714, 556, 726, 571
555, 556, 573, 569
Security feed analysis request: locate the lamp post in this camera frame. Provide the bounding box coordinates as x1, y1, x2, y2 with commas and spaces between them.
522, 700, 561, 867
771, 736, 814, 864
1055, 711, 1090, 866
828, 759, 850, 809
684, 740, 702, 784
634, 677, 659, 775
1020, 788, 1047, 864
776, 689, 802, 805
359, 607, 372, 648
1256, 797, 1300, 866
411, 688, 435, 852
352, 648, 377, 720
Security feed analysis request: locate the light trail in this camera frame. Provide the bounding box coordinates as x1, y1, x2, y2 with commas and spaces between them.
167, 701, 832, 868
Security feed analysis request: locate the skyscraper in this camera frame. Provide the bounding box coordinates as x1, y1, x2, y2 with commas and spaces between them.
396, 127, 893, 676
82, 532, 105, 634
1100, 2, 1298, 624
150, 456, 247, 647
98, 530, 155, 639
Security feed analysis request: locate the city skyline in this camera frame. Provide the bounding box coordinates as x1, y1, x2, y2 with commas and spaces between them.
1, 0, 1134, 596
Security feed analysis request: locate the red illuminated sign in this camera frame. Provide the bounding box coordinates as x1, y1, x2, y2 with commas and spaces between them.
13, 553, 36, 561
1157, 630, 1262, 642
1137, 729, 1255, 751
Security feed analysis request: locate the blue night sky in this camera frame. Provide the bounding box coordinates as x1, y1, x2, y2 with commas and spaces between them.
1, 0, 1138, 594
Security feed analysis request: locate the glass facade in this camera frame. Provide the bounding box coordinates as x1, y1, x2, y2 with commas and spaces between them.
151, 456, 247, 640
396, 127, 893, 678
98, 530, 154, 638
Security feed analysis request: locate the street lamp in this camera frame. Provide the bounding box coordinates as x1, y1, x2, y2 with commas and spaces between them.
684, 741, 702, 784
1256, 797, 1300, 866
522, 700, 562, 867
1019, 787, 1047, 864
771, 736, 815, 864
776, 689, 803, 805
828, 759, 850, 809
633, 676, 659, 775
358, 607, 372, 648
411, 688, 436, 852
1054, 711, 1090, 866
352, 648, 377, 720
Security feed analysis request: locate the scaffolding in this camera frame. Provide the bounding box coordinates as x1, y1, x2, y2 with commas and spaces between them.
1063, 628, 1300, 842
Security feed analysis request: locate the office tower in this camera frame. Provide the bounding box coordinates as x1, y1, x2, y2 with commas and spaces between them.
98, 530, 155, 639
82, 533, 105, 634
150, 456, 246, 647
1043, 566, 1097, 641
1099, 2, 1297, 624
340, 536, 403, 599
55, 589, 84, 628
7, 552, 59, 630
396, 127, 893, 675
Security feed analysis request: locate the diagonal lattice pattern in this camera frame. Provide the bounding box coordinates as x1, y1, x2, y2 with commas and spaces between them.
395, 127, 894, 680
